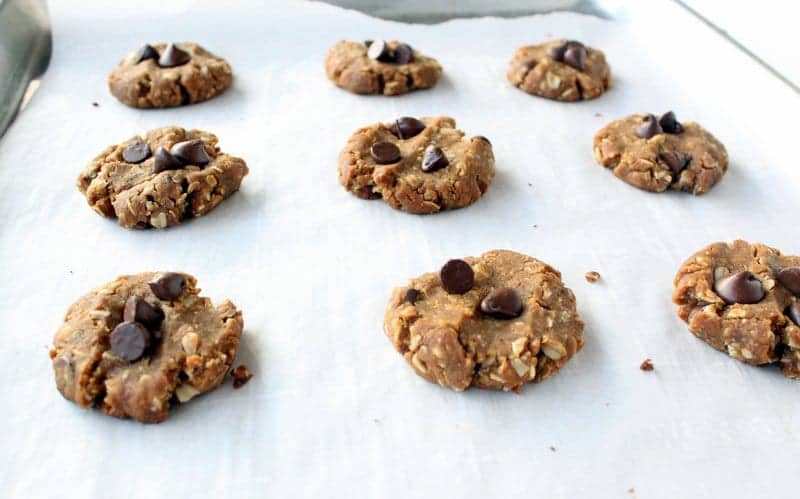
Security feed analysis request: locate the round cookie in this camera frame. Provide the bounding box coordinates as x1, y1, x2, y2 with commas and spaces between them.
325, 40, 442, 96
49, 272, 244, 423
673, 240, 800, 379
78, 126, 249, 229
108, 42, 232, 108
594, 112, 728, 194
338, 116, 494, 214
384, 250, 585, 392
507, 40, 611, 101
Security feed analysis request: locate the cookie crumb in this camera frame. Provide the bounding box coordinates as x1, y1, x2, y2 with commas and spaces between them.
594, 112, 602, 117
549, 446, 556, 452
585, 271, 601, 283
231, 365, 253, 388
92, 102, 99, 107
640, 359, 654, 371
527, 182, 532, 187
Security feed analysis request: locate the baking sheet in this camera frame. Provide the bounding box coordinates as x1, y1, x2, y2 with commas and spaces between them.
1, 1, 799, 497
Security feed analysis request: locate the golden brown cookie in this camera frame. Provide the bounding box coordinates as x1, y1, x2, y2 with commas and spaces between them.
594, 112, 728, 194
324, 40, 442, 96
50, 272, 244, 423
108, 42, 232, 108
385, 250, 585, 392
673, 240, 800, 378
78, 126, 249, 229
338, 116, 494, 214
507, 40, 611, 101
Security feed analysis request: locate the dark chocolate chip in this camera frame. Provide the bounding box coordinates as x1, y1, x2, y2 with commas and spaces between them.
786, 302, 800, 326
777, 267, 800, 296
370, 142, 401, 164
714, 271, 765, 304
390, 117, 426, 139
149, 273, 187, 301
356, 185, 382, 200
171, 139, 210, 166
480, 287, 523, 319
364, 40, 373, 48
134, 44, 159, 64
659, 150, 690, 175
123, 296, 164, 330
153, 147, 182, 173
636, 114, 663, 139
367, 40, 393, 62
563, 42, 587, 71
158, 43, 191, 68
394, 43, 414, 64
439, 259, 474, 295
421, 145, 449, 172
546, 42, 568, 61
472, 135, 491, 145
110, 321, 151, 361
122, 140, 152, 164
659, 111, 683, 134
404, 288, 421, 304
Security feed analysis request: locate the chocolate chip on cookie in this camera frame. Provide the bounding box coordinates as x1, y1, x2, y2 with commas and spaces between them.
370, 142, 401, 164
440, 259, 475, 295
480, 287, 523, 319
110, 321, 152, 362
636, 114, 663, 139
714, 271, 764, 304
123, 296, 164, 330
390, 117, 426, 139
421, 145, 449, 172
659, 150, 690, 175
149, 272, 187, 301
404, 288, 421, 304
787, 303, 800, 326
134, 44, 159, 64
171, 139, 211, 166
153, 146, 183, 173
158, 43, 191, 68
659, 111, 684, 134
394, 43, 415, 64
777, 267, 800, 295
122, 140, 151, 164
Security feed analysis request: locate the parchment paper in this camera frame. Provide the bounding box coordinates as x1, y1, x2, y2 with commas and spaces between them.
1, 1, 798, 498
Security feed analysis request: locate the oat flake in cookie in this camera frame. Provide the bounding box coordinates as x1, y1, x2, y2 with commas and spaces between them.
384, 250, 584, 392
78, 126, 249, 229
673, 240, 800, 378
50, 272, 244, 423
594, 112, 728, 194
108, 42, 232, 108
507, 40, 611, 101
338, 116, 495, 214
325, 40, 442, 96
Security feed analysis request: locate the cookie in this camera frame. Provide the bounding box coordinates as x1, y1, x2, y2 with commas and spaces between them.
108, 42, 232, 108
384, 250, 585, 392
673, 240, 800, 379
507, 40, 611, 101
78, 126, 249, 229
325, 40, 442, 96
338, 116, 494, 214
593, 112, 728, 194
50, 272, 244, 423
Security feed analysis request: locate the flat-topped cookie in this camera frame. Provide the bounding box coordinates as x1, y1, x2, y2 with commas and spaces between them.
108, 42, 232, 108
594, 112, 728, 194
338, 116, 494, 214
50, 272, 244, 423
673, 240, 800, 378
385, 250, 585, 392
507, 40, 611, 101
325, 40, 442, 96
78, 126, 249, 229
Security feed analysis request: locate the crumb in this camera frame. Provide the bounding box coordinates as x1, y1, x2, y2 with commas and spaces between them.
92, 102, 99, 107
527, 182, 532, 187
373, 418, 381, 424
640, 359, 654, 371
532, 224, 538, 228
628, 488, 636, 494
549, 446, 556, 452
585, 271, 601, 283
231, 365, 253, 388
594, 112, 602, 117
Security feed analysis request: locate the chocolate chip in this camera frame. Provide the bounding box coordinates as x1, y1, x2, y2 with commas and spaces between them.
786, 302, 800, 326
480, 287, 523, 319
421, 145, 449, 172
394, 43, 414, 64
440, 259, 474, 295
714, 271, 765, 304
367, 40, 393, 62
356, 185, 382, 200
134, 44, 159, 64
659, 150, 690, 175
122, 140, 151, 164
123, 296, 164, 330
472, 135, 491, 145
563, 42, 587, 71
153, 147, 182, 173
364, 40, 373, 48
149, 273, 187, 301
404, 288, 421, 304
390, 117, 426, 139
158, 43, 191, 68
110, 321, 151, 361
546, 42, 568, 60
777, 267, 800, 296
370, 142, 401, 164
636, 114, 663, 139
171, 139, 210, 166
659, 111, 683, 134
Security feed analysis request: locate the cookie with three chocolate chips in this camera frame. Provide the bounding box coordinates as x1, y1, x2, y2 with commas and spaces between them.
594, 111, 728, 194
108, 42, 232, 108
338, 116, 495, 213
673, 240, 800, 378
384, 250, 585, 392
507, 39, 611, 101
50, 272, 244, 423
324, 40, 442, 96
78, 126, 249, 229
